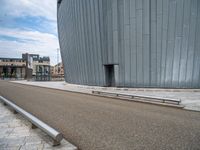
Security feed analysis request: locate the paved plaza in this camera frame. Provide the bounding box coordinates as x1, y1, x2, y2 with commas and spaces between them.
0, 101, 77, 150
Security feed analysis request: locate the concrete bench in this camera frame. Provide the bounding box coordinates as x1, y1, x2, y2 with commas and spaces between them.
92, 91, 181, 105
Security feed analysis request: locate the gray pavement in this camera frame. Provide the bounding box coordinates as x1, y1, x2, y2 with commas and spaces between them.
12, 80, 200, 111
0, 100, 77, 150
0, 81, 200, 150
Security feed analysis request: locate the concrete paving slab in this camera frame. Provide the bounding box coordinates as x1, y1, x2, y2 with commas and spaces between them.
0, 101, 77, 150
12, 81, 200, 111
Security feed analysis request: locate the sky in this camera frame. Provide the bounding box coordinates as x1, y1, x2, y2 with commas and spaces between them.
0, 0, 60, 65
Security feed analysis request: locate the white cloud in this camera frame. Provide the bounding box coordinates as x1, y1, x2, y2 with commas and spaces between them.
2, 0, 57, 21
0, 28, 60, 65
0, 0, 61, 65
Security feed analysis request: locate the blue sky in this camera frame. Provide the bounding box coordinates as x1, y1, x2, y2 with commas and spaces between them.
0, 0, 60, 65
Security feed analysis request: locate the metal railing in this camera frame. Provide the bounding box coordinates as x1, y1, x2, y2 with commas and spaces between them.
92, 91, 181, 105
0, 96, 63, 146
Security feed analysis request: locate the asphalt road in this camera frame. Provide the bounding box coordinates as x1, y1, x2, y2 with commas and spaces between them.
0, 81, 200, 150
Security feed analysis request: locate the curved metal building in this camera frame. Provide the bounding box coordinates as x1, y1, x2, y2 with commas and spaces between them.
57, 0, 200, 88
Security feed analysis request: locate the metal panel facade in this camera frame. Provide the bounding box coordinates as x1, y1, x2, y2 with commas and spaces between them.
57, 0, 200, 88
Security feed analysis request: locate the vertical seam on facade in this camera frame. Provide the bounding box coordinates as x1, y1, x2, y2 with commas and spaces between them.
178, 0, 185, 87
164, 0, 170, 87
160, 0, 163, 87
191, 0, 198, 86
149, 0, 151, 86
171, 0, 177, 87
142, 0, 144, 86
185, 0, 192, 87
155, 0, 158, 86
135, 0, 138, 86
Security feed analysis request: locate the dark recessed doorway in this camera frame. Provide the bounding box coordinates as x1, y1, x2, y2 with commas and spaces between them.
104, 65, 115, 87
